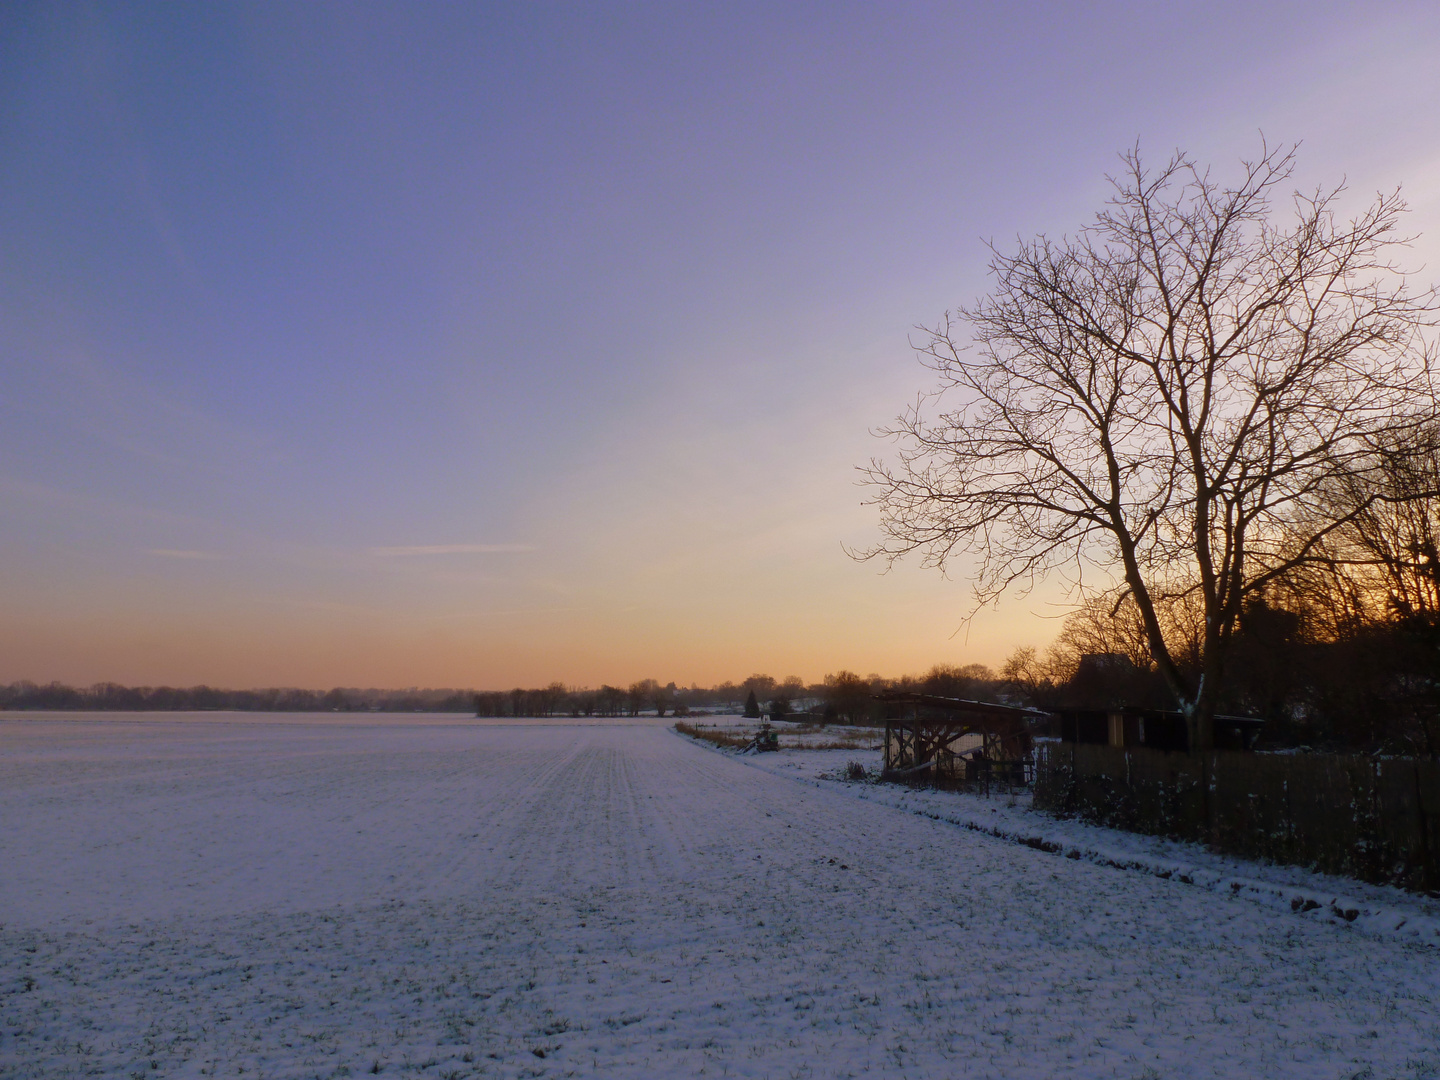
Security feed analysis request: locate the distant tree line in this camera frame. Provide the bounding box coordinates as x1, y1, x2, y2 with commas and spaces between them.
470, 669, 1009, 723
0, 668, 998, 723
0, 682, 476, 713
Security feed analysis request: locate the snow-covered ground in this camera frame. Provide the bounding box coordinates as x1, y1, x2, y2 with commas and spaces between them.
3, 715, 1439, 1078
746, 745, 1440, 941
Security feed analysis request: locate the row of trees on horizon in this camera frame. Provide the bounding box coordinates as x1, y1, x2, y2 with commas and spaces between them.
0, 671, 976, 720
0, 682, 479, 714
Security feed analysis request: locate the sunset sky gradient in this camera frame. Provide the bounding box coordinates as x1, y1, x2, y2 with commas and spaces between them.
4, 1, 1440, 689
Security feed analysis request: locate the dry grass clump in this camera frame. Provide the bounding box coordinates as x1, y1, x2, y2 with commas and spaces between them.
673, 721, 752, 749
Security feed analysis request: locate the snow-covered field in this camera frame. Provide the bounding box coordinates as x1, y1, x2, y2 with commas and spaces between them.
3, 715, 1439, 1078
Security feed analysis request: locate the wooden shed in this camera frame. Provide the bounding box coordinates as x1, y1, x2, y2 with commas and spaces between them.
876, 692, 1048, 786
1056, 707, 1263, 752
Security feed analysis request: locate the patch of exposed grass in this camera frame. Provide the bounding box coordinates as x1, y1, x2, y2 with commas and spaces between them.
675, 721, 880, 752
673, 721, 752, 749
793, 730, 883, 750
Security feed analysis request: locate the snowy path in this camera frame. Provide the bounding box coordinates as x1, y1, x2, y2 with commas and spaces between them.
2, 717, 1438, 1078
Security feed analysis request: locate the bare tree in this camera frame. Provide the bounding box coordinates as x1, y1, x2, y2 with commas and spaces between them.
742, 673, 777, 699
864, 143, 1438, 750
823, 670, 871, 724
627, 679, 658, 717
1043, 594, 1158, 680
1000, 646, 1046, 693
651, 681, 677, 717
1317, 425, 1440, 622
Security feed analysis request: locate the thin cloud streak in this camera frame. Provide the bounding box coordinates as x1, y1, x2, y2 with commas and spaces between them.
147, 549, 225, 560
369, 544, 535, 557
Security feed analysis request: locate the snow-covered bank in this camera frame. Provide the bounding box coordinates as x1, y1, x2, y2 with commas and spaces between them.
739, 744, 1440, 946
4, 717, 1439, 1078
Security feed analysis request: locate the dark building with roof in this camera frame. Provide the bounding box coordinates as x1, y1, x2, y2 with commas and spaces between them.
1056, 707, 1263, 752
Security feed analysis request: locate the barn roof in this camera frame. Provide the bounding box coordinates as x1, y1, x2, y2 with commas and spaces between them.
873, 691, 1051, 720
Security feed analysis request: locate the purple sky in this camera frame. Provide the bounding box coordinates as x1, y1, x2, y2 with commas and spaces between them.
4, 1, 1440, 689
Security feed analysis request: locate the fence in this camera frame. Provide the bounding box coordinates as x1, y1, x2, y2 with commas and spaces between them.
1034, 741, 1440, 892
